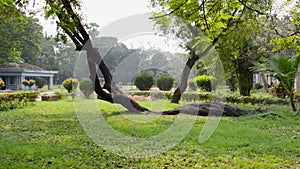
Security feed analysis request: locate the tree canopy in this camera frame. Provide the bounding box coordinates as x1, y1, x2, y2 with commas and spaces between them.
0, 0, 43, 63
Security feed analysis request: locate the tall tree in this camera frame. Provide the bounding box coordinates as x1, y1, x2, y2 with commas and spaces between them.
0, 0, 43, 64
0, 0, 25, 63
36, 38, 78, 83
216, 19, 263, 96
20, 17, 43, 64
253, 0, 300, 111
150, 0, 272, 102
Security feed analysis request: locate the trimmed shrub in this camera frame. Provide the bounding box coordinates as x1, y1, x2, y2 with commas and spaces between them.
62, 78, 79, 93
194, 75, 213, 92
28, 79, 35, 88
133, 72, 154, 91
35, 77, 46, 88
22, 80, 29, 87
157, 75, 173, 91
79, 79, 94, 98
0, 77, 5, 89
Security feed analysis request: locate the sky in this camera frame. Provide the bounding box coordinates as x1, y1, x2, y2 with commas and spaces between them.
37, 0, 294, 53
41, 0, 150, 35
38, 0, 184, 53
82, 0, 151, 29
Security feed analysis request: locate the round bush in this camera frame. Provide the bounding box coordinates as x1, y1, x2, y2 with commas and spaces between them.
134, 72, 154, 91
79, 79, 94, 98
0, 77, 5, 88
35, 77, 46, 88
157, 75, 173, 91
194, 75, 213, 92
62, 78, 79, 93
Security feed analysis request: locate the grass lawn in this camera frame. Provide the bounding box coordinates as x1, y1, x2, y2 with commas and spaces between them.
0, 99, 299, 168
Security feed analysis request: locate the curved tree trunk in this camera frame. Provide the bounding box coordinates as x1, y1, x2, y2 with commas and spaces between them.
171, 44, 213, 103
171, 54, 199, 103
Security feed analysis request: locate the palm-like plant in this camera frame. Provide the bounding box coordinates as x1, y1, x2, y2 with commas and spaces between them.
252, 55, 300, 111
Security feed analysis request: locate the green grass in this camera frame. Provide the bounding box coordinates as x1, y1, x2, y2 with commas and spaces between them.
0, 99, 299, 168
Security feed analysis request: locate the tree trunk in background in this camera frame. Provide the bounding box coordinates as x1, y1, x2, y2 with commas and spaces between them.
260, 74, 269, 92
236, 59, 253, 96
228, 71, 237, 92
289, 93, 296, 111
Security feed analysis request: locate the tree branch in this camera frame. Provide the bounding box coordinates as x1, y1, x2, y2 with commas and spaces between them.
149, 0, 189, 19
61, 0, 89, 45
202, 0, 210, 30
238, 0, 268, 15
227, 6, 246, 35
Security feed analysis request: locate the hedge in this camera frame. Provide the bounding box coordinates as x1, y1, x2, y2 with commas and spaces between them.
0, 91, 39, 111
126, 91, 289, 105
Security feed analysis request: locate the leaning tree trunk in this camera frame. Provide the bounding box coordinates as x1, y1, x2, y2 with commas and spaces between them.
171, 44, 213, 103
171, 54, 199, 103
171, 9, 239, 103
